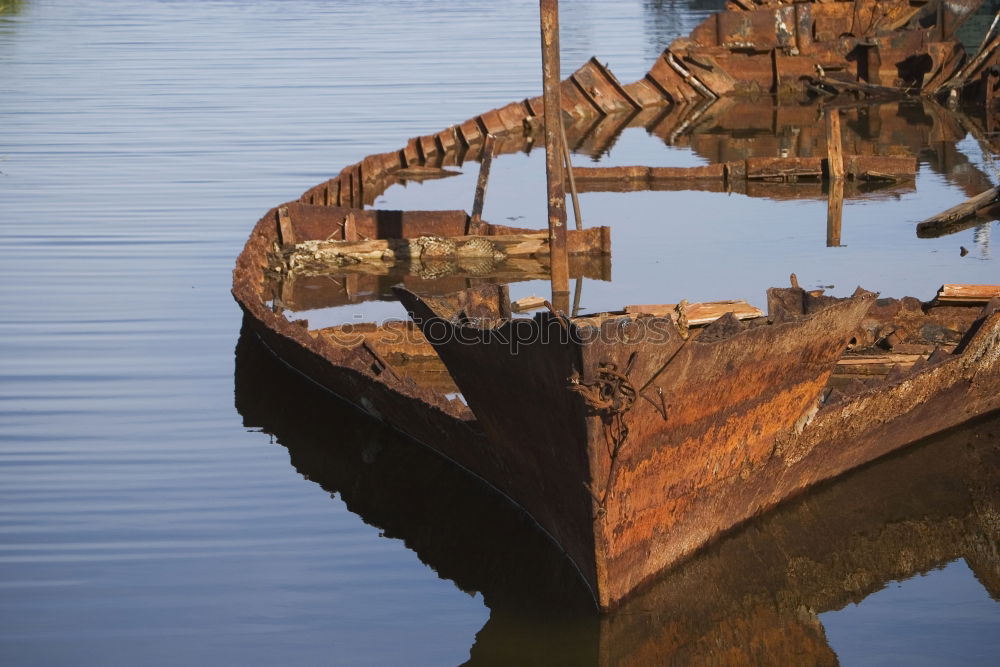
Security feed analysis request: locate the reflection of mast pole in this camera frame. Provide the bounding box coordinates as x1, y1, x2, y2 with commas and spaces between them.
826, 109, 844, 247
974, 222, 992, 258
826, 178, 844, 247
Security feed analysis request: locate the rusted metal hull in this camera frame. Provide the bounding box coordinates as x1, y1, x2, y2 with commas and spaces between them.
237, 193, 1000, 613
395, 283, 1000, 609
232, 0, 999, 612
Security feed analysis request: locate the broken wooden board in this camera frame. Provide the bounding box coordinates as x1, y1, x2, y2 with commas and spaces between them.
511, 296, 548, 313
834, 352, 928, 376
623, 300, 764, 326
916, 185, 1000, 237
936, 284, 1000, 303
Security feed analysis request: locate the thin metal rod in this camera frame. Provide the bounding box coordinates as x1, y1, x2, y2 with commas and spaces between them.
572, 276, 583, 317
559, 117, 583, 231
469, 134, 496, 233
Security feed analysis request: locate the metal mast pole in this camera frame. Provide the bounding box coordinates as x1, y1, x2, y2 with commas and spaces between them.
540, 0, 570, 312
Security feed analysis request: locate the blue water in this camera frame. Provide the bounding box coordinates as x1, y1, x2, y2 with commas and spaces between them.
1, 1, 998, 664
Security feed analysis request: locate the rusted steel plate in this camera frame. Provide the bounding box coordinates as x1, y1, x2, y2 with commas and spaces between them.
622, 77, 671, 107
645, 52, 705, 104
457, 117, 485, 146
596, 410, 1000, 663
494, 101, 531, 132
590, 291, 875, 607
570, 57, 642, 114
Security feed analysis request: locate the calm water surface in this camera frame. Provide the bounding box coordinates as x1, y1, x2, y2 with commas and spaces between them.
1, 1, 998, 665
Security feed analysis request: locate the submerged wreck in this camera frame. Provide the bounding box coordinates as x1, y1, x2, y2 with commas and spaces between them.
233, 0, 1000, 610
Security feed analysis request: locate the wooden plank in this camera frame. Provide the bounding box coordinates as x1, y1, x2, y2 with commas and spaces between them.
835, 353, 926, 376
511, 296, 548, 313
936, 284, 1000, 303
277, 206, 295, 246
916, 186, 1000, 237
624, 300, 764, 326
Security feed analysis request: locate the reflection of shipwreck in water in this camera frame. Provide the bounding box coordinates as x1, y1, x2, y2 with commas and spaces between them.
235, 329, 1000, 665
234, 0, 1000, 611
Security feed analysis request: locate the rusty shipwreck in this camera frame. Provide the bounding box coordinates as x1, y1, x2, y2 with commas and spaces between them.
233, 0, 1000, 611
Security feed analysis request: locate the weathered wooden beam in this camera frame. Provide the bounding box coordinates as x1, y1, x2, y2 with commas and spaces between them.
916, 185, 1000, 237
623, 300, 764, 326
936, 284, 1000, 303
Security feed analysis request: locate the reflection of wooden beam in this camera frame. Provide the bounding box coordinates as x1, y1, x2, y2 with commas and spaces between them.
275, 255, 612, 312
826, 179, 844, 247
571, 155, 915, 192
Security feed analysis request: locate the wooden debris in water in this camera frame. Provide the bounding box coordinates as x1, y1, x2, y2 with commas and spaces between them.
935, 284, 1000, 303
916, 185, 1000, 237
624, 300, 764, 326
